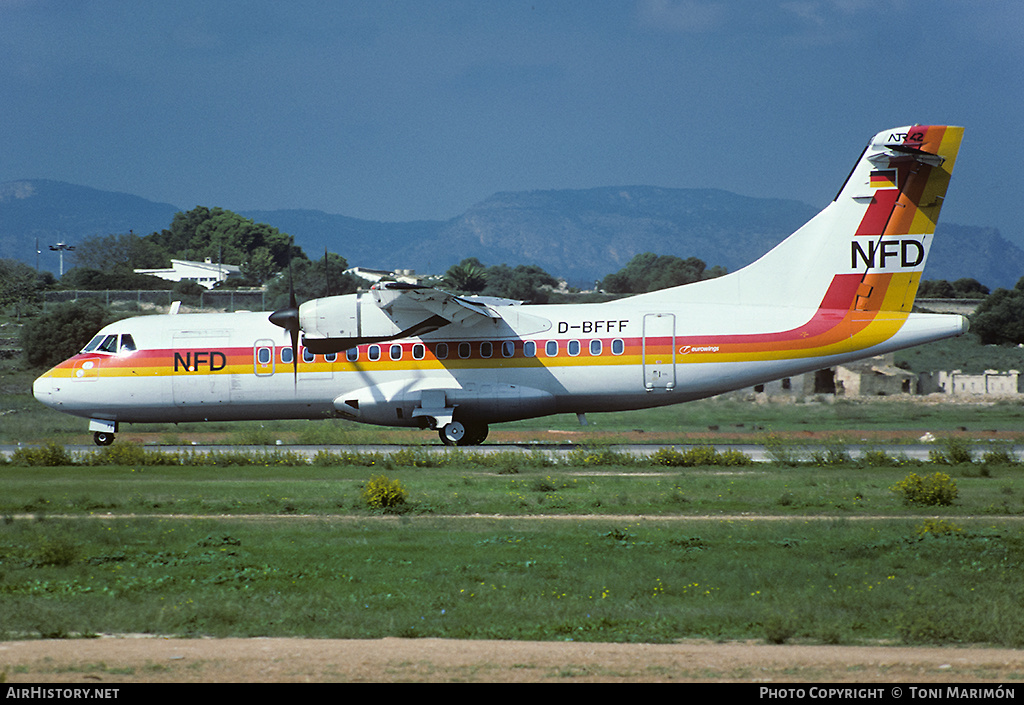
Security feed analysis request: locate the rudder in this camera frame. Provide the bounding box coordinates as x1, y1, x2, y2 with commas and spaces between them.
844, 125, 964, 314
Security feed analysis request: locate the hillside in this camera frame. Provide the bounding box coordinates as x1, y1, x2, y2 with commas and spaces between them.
0, 180, 179, 262
3, 179, 1022, 288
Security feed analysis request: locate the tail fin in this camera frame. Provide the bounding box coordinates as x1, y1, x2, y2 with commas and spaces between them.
838, 125, 964, 314
652, 125, 964, 313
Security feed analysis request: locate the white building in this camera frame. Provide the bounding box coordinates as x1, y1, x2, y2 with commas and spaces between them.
920, 369, 1024, 396
135, 258, 242, 289
345, 267, 420, 285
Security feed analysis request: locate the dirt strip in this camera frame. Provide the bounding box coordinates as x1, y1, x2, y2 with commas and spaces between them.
3, 637, 1024, 683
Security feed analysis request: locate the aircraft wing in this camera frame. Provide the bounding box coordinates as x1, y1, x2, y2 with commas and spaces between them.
371, 282, 504, 327
294, 283, 516, 354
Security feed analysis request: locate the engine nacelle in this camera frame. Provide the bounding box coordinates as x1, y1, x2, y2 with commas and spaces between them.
299, 293, 397, 341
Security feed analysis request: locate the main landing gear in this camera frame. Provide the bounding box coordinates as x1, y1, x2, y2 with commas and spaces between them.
93, 431, 115, 446
438, 420, 488, 446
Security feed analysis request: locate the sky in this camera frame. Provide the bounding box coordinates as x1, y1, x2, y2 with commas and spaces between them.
2, 0, 1022, 243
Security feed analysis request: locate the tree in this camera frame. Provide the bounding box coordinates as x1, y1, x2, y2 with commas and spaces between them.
60, 266, 170, 291
600, 253, 724, 293
265, 252, 360, 309
970, 278, 1024, 345
0, 259, 43, 315
951, 278, 990, 298
21, 299, 113, 368
74, 232, 170, 272
146, 206, 303, 282
443, 258, 488, 293
482, 263, 559, 302
918, 278, 990, 299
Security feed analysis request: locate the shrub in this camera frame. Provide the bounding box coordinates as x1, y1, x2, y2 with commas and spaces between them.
11, 443, 74, 467
915, 519, 964, 539
809, 438, 851, 466
21, 299, 113, 369
928, 437, 974, 465
763, 433, 801, 466
650, 445, 752, 467
361, 474, 408, 510
86, 441, 179, 467
981, 444, 1017, 466
37, 534, 79, 567
891, 472, 959, 507
565, 447, 640, 467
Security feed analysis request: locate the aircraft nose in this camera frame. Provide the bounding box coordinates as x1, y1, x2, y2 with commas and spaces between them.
33, 373, 59, 409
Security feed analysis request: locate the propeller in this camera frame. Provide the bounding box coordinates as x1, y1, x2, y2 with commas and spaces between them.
268, 243, 301, 383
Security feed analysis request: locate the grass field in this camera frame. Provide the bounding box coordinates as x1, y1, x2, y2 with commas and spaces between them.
2, 449, 1023, 647
4, 345, 1024, 648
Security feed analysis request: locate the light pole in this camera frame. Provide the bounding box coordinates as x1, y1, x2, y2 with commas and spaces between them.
49, 242, 75, 276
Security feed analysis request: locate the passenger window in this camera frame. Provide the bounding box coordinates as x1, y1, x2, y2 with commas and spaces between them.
479, 342, 493, 358
346, 348, 359, 362
368, 345, 381, 362
545, 340, 558, 357
435, 343, 449, 360
390, 344, 403, 361
612, 339, 625, 355
302, 348, 315, 363
458, 342, 471, 359
119, 334, 137, 352
257, 347, 272, 365
568, 340, 580, 356
325, 352, 337, 363
589, 339, 602, 356
412, 344, 425, 360
502, 341, 515, 358
281, 347, 294, 364
523, 341, 536, 357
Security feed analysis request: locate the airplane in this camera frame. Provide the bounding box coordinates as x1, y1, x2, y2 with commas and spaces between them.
34, 124, 966, 447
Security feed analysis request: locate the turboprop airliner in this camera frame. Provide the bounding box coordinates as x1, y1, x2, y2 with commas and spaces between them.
35, 124, 967, 446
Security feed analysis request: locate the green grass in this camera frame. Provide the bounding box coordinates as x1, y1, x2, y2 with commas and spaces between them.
1, 457, 1023, 646
1, 455, 1022, 518
1, 513, 1023, 645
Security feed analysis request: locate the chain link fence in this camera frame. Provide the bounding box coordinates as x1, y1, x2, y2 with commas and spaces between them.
42, 289, 268, 313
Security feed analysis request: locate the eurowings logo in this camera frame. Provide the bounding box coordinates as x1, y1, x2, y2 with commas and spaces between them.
679, 344, 720, 355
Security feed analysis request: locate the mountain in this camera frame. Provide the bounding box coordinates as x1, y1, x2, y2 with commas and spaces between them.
3, 179, 1022, 289
250, 187, 816, 284
0, 180, 179, 263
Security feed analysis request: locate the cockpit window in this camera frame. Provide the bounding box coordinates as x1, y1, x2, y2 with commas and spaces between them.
81, 333, 138, 354
82, 335, 105, 353
97, 335, 119, 353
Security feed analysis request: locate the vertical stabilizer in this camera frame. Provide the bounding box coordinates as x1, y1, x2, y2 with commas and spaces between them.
643, 125, 964, 316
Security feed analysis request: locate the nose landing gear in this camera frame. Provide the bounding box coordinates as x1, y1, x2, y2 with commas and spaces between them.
89, 419, 118, 446
93, 431, 115, 446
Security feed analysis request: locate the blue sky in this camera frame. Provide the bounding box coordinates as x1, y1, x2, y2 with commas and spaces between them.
2, 0, 1022, 243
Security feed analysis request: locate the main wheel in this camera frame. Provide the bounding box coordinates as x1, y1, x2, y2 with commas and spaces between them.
439, 421, 466, 446
93, 431, 115, 446
438, 420, 488, 446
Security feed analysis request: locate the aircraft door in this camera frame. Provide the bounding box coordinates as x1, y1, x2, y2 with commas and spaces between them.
642, 313, 676, 391
171, 332, 231, 406
254, 340, 275, 376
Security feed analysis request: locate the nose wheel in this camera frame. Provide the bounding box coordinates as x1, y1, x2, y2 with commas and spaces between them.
438, 420, 488, 446
93, 431, 115, 446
